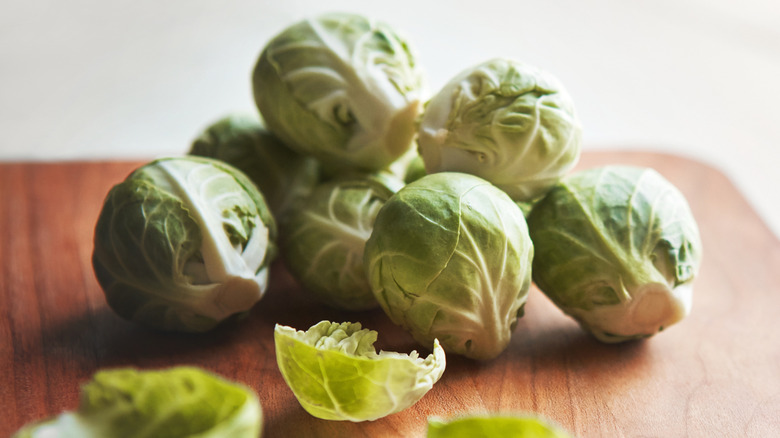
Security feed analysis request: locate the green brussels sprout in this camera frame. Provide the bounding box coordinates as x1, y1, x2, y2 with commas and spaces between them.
275, 321, 445, 422
282, 172, 403, 311
417, 58, 582, 202
92, 156, 277, 333
427, 414, 572, 438
364, 172, 534, 360
252, 12, 425, 174
527, 166, 703, 342
13, 367, 262, 438
189, 112, 320, 224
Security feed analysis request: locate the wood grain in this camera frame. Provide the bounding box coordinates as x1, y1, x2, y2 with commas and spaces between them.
2, 151, 779, 437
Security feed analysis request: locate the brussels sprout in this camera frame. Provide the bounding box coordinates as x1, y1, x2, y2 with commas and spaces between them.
274, 321, 445, 422
13, 367, 262, 438
427, 414, 572, 438
282, 172, 403, 310
364, 172, 534, 360
417, 58, 582, 202
189, 112, 320, 223
252, 12, 425, 174
92, 156, 277, 333
527, 166, 702, 342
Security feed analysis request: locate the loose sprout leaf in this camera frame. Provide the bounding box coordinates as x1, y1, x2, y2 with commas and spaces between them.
427, 414, 573, 438
274, 321, 446, 422
12, 367, 262, 438
527, 165, 702, 342
418, 58, 582, 202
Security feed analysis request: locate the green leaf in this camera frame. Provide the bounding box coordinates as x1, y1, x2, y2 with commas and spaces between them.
12, 367, 262, 438
275, 321, 445, 422
427, 414, 572, 438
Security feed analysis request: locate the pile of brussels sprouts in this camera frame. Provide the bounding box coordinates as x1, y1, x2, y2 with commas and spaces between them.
17, 11, 704, 436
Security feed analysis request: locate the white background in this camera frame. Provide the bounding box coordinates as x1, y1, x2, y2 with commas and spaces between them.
2, 0, 779, 236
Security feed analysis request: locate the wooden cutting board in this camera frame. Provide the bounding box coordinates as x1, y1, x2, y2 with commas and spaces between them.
2, 151, 779, 437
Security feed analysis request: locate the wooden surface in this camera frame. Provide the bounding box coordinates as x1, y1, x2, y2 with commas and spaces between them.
2, 151, 779, 437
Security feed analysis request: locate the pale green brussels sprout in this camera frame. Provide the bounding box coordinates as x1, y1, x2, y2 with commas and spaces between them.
92, 156, 277, 333
13, 367, 262, 438
427, 414, 572, 438
275, 321, 445, 422
252, 12, 425, 174
527, 166, 702, 342
282, 172, 403, 310
364, 172, 534, 360
417, 58, 582, 202
189, 112, 320, 223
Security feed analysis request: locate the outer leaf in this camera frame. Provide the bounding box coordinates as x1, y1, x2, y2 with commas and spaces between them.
364, 173, 534, 360
427, 414, 572, 438
252, 12, 425, 173
12, 367, 262, 438
274, 321, 446, 422
92, 156, 277, 332
527, 166, 703, 342
417, 58, 581, 202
